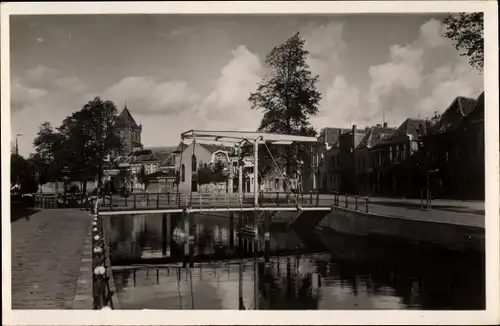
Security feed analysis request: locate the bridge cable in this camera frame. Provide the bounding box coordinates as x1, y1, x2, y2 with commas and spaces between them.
177, 139, 185, 207
190, 135, 196, 206
263, 142, 299, 207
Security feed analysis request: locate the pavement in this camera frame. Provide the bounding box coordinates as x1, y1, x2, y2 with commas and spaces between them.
11, 208, 91, 309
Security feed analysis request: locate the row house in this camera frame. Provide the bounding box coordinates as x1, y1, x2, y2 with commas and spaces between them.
425, 94, 483, 199
305, 128, 350, 193
354, 123, 396, 196
338, 125, 367, 194
463, 92, 485, 199
369, 118, 425, 197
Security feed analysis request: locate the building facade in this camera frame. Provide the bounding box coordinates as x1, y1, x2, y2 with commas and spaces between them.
304, 127, 350, 193
369, 118, 425, 197
425, 95, 482, 199
338, 125, 367, 194
354, 123, 396, 196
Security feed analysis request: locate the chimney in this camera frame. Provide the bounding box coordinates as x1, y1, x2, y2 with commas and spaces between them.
383, 122, 388, 128
352, 124, 357, 134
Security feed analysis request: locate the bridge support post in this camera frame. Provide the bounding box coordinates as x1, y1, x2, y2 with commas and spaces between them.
355, 195, 358, 210
183, 212, 190, 268
162, 213, 171, 257
264, 212, 270, 263
253, 138, 259, 207
238, 212, 244, 257
229, 212, 235, 250
345, 193, 348, 208
365, 197, 369, 213
189, 213, 195, 268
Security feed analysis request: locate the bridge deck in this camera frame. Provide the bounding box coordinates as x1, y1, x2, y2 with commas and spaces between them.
96, 192, 341, 214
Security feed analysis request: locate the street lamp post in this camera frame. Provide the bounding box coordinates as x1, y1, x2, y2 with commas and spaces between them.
15, 133, 22, 156
14, 134, 22, 189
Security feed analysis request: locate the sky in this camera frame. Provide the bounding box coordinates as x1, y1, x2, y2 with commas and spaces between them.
10, 14, 483, 156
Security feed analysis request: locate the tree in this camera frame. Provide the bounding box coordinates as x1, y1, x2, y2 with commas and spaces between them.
444, 13, 484, 72
32, 122, 67, 186
61, 97, 123, 190
197, 161, 229, 190
32, 98, 123, 193
136, 164, 149, 190
211, 160, 229, 183
11, 153, 38, 194
197, 163, 213, 186
248, 32, 320, 190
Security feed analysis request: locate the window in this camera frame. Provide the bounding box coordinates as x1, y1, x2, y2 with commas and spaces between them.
181, 164, 185, 182
389, 146, 393, 162
191, 154, 197, 173
402, 143, 407, 160
396, 146, 400, 162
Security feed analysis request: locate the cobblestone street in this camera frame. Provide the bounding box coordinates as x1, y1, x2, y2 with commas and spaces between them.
11, 209, 91, 309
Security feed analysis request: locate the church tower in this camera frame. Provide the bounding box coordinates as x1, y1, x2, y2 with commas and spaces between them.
115, 104, 143, 155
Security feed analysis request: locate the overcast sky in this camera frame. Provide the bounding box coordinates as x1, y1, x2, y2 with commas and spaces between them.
10, 14, 483, 156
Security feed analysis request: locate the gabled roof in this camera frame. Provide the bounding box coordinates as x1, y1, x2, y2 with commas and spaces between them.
375, 118, 425, 146
318, 128, 351, 146
147, 146, 177, 153
198, 143, 232, 154
465, 91, 484, 123
434, 96, 477, 134
338, 129, 367, 148
358, 125, 396, 149
173, 141, 188, 153
116, 106, 139, 128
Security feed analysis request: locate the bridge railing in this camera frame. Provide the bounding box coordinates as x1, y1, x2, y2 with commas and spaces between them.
91, 200, 117, 310
96, 190, 372, 212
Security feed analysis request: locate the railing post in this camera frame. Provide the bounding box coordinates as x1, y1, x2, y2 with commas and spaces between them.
167, 192, 170, 205
156, 193, 160, 209
146, 192, 149, 207
133, 194, 136, 209
316, 191, 320, 206
199, 192, 202, 209
310, 191, 313, 205
345, 193, 348, 208
125, 194, 128, 207
365, 196, 369, 213
109, 193, 112, 209
276, 191, 279, 201
355, 195, 358, 210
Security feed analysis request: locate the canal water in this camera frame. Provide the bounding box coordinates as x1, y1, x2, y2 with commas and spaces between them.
107, 213, 485, 310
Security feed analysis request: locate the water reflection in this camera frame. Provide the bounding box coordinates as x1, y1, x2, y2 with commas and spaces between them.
108, 213, 485, 310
